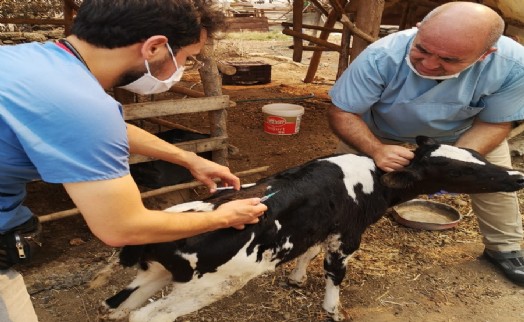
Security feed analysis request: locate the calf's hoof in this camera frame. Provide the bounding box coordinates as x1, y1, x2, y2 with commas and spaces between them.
325, 306, 350, 321
287, 275, 307, 288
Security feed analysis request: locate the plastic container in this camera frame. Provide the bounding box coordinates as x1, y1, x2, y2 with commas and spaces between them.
262, 103, 305, 135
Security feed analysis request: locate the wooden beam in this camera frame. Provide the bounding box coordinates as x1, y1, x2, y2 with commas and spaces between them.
308, 0, 329, 17
123, 96, 229, 120
0, 18, 65, 25
128, 136, 229, 164
38, 166, 270, 223
281, 22, 342, 33
292, 0, 304, 62
289, 45, 334, 51
348, 0, 384, 62
304, 0, 347, 83
337, 24, 351, 79
282, 28, 342, 52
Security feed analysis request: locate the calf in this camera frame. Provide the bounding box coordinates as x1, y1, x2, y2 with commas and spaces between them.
101, 136, 524, 321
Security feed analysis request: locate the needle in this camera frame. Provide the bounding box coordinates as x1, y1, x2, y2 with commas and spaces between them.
260, 190, 279, 203
215, 183, 257, 191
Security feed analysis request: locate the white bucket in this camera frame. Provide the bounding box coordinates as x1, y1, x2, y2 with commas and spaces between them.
262, 103, 305, 135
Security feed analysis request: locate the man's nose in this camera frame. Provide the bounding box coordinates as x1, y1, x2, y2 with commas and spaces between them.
421, 55, 441, 70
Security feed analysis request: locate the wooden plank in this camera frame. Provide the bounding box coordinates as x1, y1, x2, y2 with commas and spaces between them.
349, 0, 384, 62
0, 18, 65, 25
292, 0, 304, 62
128, 136, 229, 164
123, 96, 229, 120
337, 24, 351, 79
281, 22, 342, 33
38, 166, 270, 223
225, 17, 269, 32
282, 28, 342, 52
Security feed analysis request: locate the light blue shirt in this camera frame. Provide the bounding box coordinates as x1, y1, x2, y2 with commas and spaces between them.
330, 28, 524, 143
0, 42, 129, 232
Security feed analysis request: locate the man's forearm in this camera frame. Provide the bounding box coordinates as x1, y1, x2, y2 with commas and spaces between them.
126, 123, 196, 167
455, 119, 512, 155
328, 105, 382, 157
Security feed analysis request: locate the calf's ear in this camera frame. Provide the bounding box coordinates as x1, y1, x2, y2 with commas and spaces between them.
416, 136, 438, 147
380, 169, 422, 189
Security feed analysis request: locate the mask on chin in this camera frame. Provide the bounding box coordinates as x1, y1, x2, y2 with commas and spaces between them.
119, 43, 185, 95
405, 56, 460, 80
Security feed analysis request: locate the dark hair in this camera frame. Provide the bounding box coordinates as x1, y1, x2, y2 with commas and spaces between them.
70, 0, 225, 49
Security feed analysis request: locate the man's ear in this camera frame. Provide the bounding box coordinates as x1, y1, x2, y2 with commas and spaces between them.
478, 47, 497, 61
141, 36, 169, 60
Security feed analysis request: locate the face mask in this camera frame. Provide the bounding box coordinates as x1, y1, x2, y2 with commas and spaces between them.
119, 43, 185, 95
405, 55, 460, 80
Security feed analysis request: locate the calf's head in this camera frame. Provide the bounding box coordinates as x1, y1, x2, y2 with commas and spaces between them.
381, 136, 524, 195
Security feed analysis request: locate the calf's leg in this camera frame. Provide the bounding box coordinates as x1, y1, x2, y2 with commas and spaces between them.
288, 245, 322, 287
322, 234, 354, 321
103, 261, 172, 320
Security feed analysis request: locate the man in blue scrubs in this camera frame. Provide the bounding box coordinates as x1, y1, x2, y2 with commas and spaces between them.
0, 1, 267, 320
329, 2, 524, 285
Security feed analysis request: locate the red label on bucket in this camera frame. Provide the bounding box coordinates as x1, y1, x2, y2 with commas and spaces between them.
264, 115, 299, 135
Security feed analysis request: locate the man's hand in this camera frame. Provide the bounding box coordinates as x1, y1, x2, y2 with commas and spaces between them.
215, 198, 268, 230
372, 145, 414, 172
186, 154, 241, 193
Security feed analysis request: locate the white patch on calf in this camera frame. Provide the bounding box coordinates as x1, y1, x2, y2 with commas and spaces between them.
282, 236, 293, 251
508, 170, 522, 176
431, 145, 485, 165
275, 220, 282, 231
323, 278, 342, 320
128, 233, 280, 322
176, 251, 198, 270
321, 155, 376, 202
106, 262, 172, 320
164, 201, 215, 213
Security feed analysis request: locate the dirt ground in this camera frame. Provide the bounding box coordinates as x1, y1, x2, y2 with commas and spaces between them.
16, 33, 524, 322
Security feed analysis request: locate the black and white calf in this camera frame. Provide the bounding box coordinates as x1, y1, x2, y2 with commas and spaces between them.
101, 136, 524, 322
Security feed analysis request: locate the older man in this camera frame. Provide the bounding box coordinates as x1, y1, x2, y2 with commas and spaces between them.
0, 0, 267, 320
329, 2, 524, 285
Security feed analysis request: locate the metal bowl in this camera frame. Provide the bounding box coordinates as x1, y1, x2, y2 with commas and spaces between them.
392, 199, 462, 231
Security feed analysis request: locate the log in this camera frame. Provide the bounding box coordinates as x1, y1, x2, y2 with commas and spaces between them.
122, 96, 229, 120
349, 0, 384, 63
281, 22, 342, 33
199, 41, 229, 166
337, 23, 352, 79
304, 0, 347, 83
146, 117, 207, 135
292, 0, 304, 62
282, 28, 342, 52
129, 136, 229, 164
38, 166, 270, 223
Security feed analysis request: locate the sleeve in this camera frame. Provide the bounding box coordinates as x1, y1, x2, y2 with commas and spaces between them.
16, 84, 130, 183
478, 64, 524, 122
329, 49, 386, 114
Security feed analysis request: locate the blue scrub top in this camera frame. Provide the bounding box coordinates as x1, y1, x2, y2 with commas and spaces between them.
330, 28, 524, 143
0, 42, 129, 232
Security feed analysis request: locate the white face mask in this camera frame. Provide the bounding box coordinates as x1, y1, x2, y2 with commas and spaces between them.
405, 55, 460, 80
119, 43, 185, 95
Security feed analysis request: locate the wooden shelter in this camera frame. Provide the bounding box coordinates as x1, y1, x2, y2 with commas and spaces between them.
1, 0, 523, 220
283, 0, 524, 83
0, 1, 268, 222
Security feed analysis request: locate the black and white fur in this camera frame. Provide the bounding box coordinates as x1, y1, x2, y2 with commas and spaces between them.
101, 136, 524, 321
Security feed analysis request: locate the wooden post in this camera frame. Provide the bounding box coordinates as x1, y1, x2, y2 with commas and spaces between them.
303, 0, 348, 83
63, 0, 76, 36
199, 41, 229, 166
292, 0, 304, 62
336, 24, 351, 79
349, 0, 384, 63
